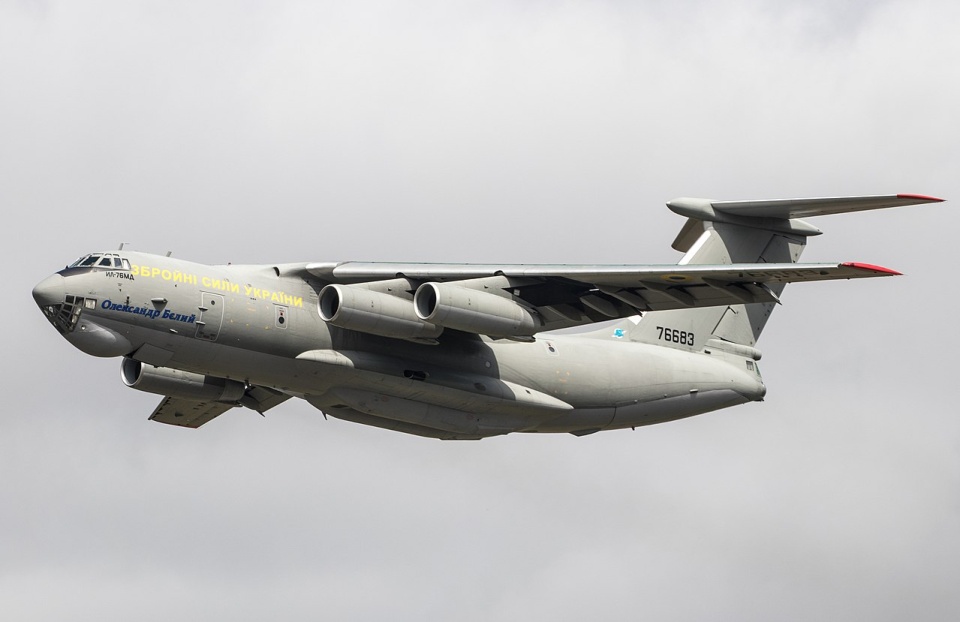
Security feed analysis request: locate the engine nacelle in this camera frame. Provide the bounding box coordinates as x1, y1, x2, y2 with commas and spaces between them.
121, 358, 246, 402
414, 282, 540, 337
318, 284, 443, 341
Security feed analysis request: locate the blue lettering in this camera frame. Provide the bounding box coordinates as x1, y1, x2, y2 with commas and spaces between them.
100, 300, 195, 323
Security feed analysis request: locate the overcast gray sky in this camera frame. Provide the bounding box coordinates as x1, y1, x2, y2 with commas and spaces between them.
2, 1, 959, 620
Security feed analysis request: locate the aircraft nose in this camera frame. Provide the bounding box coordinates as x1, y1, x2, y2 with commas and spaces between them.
33, 273, 65, 308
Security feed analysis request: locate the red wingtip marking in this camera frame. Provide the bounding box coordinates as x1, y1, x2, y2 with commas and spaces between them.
897, 193, 945, 202
842, 262, 902, 276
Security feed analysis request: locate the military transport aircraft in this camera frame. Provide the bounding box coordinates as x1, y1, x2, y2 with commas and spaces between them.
32, 194, 941, 439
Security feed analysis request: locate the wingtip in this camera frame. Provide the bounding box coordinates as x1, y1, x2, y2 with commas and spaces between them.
841, 262, 902, 276
897, 193, 945, 203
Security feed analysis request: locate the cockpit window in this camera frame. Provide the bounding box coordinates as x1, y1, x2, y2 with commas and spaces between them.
69, 253, 130, 271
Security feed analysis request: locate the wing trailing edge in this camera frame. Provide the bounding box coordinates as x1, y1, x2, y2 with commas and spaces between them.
294, 193, 937, 342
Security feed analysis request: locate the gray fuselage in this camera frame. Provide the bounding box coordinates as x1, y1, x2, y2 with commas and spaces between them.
33, 250, 766, 437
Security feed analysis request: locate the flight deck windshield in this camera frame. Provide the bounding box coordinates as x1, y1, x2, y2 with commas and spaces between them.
68, 253, 131, 270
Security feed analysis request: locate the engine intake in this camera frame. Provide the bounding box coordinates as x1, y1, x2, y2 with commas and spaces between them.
121, 358, 246, 402
414, 282, 540, 337
318, 284, 442, 341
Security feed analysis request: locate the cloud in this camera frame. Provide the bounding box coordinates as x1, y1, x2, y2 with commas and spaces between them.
3, 1, 959, 620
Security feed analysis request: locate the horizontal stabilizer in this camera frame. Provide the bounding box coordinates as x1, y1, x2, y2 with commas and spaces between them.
709, 193, 943, 219
667, 194, 943, 237
643, 193, 943, 350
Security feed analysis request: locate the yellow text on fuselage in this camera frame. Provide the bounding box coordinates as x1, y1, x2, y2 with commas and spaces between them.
131, 264, 303, 307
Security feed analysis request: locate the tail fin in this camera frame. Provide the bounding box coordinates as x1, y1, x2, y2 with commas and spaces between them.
629, 194, 942, 352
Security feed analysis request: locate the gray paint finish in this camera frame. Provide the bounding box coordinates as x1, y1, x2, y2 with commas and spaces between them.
33, 195, 931, 439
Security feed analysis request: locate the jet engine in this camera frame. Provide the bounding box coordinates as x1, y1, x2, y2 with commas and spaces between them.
318, 284, 443, 341
414, 282, 540, 337
121, 358, 246, 402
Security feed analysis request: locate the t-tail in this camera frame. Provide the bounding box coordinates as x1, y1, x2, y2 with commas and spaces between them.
627, 194, 943, 356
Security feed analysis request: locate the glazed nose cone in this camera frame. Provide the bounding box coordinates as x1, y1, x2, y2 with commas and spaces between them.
33, 274, 65, 308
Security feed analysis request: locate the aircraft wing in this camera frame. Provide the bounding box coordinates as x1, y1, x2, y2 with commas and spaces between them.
304, 261, 899, 332
308, 260, 897, 284
148, 385, 292, 428
148, 396, 236, 428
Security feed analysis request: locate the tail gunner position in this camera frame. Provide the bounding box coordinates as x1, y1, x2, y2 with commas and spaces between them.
32, 194, 941, 439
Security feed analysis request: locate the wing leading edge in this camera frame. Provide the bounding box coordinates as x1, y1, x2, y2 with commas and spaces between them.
301, 261, 900, 334
305, 260, 898, 283
294, 193, 940, 339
